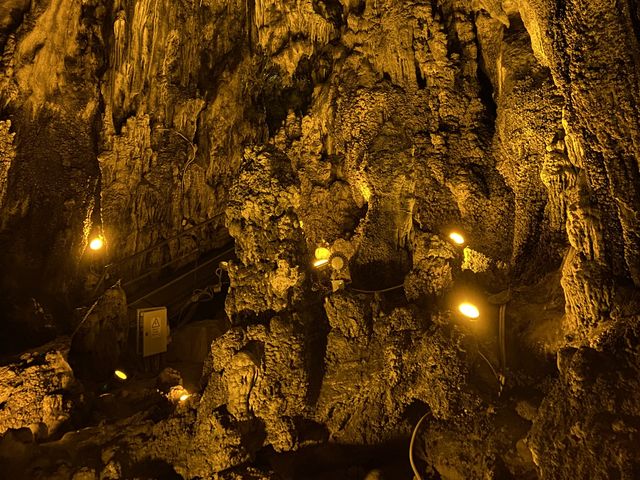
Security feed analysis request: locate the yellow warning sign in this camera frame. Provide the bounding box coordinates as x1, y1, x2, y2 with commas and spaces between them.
151, 317, 161, 337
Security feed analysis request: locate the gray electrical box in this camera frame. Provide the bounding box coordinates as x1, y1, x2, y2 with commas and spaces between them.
137, 307, 168, 357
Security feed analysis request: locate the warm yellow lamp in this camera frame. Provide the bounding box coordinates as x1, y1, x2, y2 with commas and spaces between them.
314, 247, 331, 260
313, 258, 329, 268
458, 302, 480, 319
313, 246, 331, 268
89, 237, 104, 251
449, 231, 465, 245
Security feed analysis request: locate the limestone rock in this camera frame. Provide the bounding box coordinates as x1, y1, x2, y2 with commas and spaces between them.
317, 298, 479, 444
205, 314, 312, 454
529, 320, 640, 479
1, 0, 640, 478
0, 338, 75, 438
0, 119, 15, 210
225, 146, 308, 318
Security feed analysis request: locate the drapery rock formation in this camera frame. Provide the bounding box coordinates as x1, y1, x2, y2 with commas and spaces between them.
1, 0, 640, 479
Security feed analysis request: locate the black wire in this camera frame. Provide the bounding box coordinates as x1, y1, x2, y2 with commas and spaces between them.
348, 283, 405, 294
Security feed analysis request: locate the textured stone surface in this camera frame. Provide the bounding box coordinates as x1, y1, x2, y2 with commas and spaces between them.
224, 146, 308, 318
516, 0, 640, 341
0, 0, 244, 339
529, 319, 640, 479
0, 338, 75, 438
317, 297, 480, 444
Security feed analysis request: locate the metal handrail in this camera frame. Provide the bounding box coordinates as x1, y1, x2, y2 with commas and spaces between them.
106, 214, 225, 269
127, 246, 235, 308
90, 214, 227, 299
121, 248, 203, 289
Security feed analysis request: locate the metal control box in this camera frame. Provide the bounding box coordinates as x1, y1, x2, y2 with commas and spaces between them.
137, 307, 168, 357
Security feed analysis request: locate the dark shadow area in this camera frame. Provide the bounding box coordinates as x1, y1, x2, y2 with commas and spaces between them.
125, 459, 183, 479
350, 259, 410, 292
255, 438, 414, 480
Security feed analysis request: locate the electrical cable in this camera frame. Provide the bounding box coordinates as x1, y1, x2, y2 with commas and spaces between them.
409, 411, 432, 480
176, 285, 215, 322
477, 349, 502, 388
349, 283, 405, 294
174, 130, 197, 200
498, 303, 506, 373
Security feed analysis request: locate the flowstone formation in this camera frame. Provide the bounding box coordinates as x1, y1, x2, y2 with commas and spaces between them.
1, 0, 640, 479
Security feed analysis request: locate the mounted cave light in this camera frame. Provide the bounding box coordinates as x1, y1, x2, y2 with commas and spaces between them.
449, 231, 465, 246
313, 246, 331, 268
314, 247, 331, 260
89, 236, 105, 251
458, 302, 480, 320
114, 369, 128, 380
330, 255, 345, 270
168, 385, 190, 403
313, 258, 330, 268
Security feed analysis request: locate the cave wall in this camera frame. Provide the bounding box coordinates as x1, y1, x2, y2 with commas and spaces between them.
0, 0, 522, 337
0, 0, 259, 342
518, 0, 640, 344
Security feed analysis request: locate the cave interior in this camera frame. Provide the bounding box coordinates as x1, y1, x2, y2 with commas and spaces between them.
1, 0, 640, 479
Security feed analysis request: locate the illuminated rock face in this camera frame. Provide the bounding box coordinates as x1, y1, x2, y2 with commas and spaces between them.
0, 338, 75, 438
0, 0, 252, 336
1, 0, 640, 478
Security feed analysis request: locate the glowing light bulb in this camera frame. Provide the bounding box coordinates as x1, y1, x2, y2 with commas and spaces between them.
458, 302, 480, 319
330, 256, 344, 270
89, 237, 104, 250
313, 258, 329, 268
449, 232, 465, 245
114, 370, 127, 380
314, 247, 331, 260
179, 393, 190, 402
